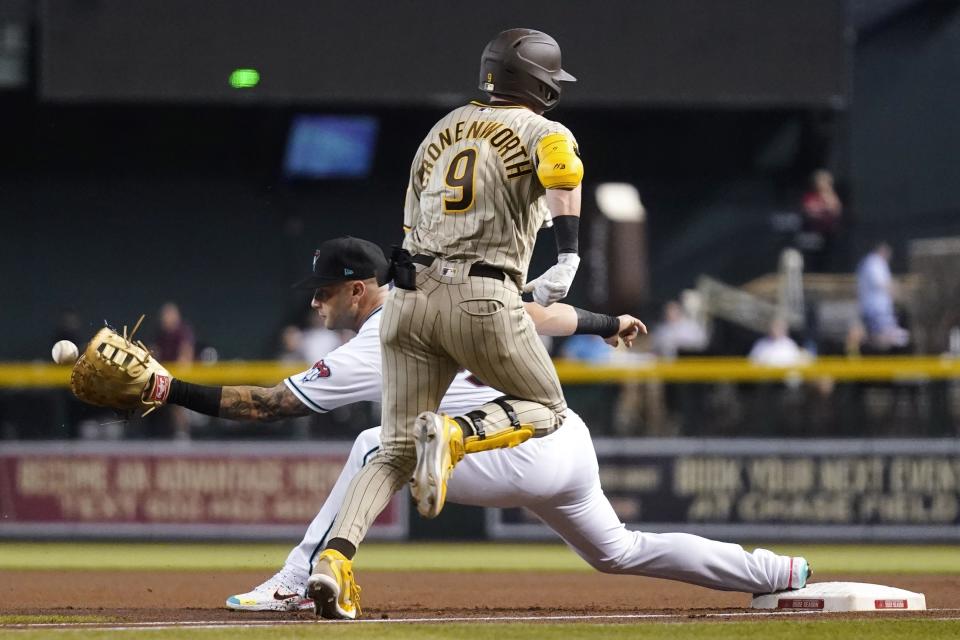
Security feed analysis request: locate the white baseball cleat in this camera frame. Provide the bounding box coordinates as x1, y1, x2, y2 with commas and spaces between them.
753, 556, 812, 598
773, 556, 813, 593
411, 411, 465, 519
225, 568, 313, 612
787, 556, 813, 589
787, 556, 812, 590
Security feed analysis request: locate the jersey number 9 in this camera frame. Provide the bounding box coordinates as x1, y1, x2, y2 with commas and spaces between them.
443, 148, 477, 214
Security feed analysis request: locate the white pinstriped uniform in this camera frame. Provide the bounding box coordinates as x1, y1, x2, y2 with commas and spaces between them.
326, 102, 577, 546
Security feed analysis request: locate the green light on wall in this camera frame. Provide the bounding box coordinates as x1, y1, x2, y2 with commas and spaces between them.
229, 68, 260, 89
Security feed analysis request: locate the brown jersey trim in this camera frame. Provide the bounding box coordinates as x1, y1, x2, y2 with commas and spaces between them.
470, 100, 526, 110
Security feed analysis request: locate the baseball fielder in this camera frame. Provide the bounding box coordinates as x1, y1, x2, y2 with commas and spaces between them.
314, 28, 589, 618
69, 237, 810, 619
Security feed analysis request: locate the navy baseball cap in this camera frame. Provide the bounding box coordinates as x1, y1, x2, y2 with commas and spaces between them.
292, 237, 389, 289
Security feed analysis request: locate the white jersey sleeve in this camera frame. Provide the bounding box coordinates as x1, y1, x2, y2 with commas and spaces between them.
283, 310, 385, 413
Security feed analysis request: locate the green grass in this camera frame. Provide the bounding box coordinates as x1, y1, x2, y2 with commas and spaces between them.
1, 542, 959, 574
3, 621, 960, 640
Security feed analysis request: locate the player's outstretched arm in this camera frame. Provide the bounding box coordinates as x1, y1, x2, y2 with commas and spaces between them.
218, 383, 313, 421
140, 379, 313, 422
68, 324, 300, 421
160, 336, 380, 421
524, 302, 646, 347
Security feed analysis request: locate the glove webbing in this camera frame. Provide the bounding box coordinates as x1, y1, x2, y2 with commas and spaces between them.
98, 341, 147, 371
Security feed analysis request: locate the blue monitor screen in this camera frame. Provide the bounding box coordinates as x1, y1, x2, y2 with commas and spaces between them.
283, 115, 379, 179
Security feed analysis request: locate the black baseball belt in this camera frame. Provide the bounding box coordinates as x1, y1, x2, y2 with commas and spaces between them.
411, 254, 506, 281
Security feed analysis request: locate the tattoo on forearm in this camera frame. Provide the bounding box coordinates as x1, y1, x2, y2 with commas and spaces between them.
219, 384, 312, 421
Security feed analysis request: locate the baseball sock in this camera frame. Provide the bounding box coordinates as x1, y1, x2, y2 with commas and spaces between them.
325, 538, 356, 560
454, 416, 476, 438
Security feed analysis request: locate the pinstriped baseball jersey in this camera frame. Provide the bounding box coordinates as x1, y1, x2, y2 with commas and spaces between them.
403, 101, 578, 284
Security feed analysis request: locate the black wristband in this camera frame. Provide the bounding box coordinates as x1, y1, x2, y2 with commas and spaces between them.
573, 307, 620, 338
553, 215, 580, 255
166, 379, 223, 417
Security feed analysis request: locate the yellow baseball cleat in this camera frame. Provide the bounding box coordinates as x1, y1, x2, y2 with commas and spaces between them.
306, 549, 362, 620
411, 411, 465, 519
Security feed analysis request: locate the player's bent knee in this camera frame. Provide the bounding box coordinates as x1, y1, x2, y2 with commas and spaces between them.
585, 552, 634, 575
589, 559, 618, 574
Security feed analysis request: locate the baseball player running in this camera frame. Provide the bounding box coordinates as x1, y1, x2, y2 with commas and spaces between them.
70, 237, 810, 619
313, 28, 589, 618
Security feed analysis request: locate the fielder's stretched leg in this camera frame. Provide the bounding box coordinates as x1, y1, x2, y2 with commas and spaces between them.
528, 493, 796, 593
226, 428, 382, 612
447, 413, 804, 594
285, 429, 383, 579
232, 417, 800, 609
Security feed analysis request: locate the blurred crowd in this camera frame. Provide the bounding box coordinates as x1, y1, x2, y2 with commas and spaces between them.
12, 165, 958, 442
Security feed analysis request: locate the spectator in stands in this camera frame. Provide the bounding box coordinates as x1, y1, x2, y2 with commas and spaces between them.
154, 302, 195, 364
152, 302, 196, 440
277, 325, 306, 363
652, 301, 708, 359
800, 169, 843, 271
749, 316, 804, 367
856, 242, 909, 349
802, 169, 843, 237
844, 320, 867, 357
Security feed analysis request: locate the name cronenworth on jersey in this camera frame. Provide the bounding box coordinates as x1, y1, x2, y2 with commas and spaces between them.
404, 101, 578, 283
415, 114, 535, 184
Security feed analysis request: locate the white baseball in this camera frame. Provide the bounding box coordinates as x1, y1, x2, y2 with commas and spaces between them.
51, 340, 79, 365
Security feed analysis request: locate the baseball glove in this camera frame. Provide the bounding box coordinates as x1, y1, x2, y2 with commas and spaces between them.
70, 315, 171, 416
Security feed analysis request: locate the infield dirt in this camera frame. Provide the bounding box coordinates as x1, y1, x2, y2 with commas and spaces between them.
1, 570, 958, 624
